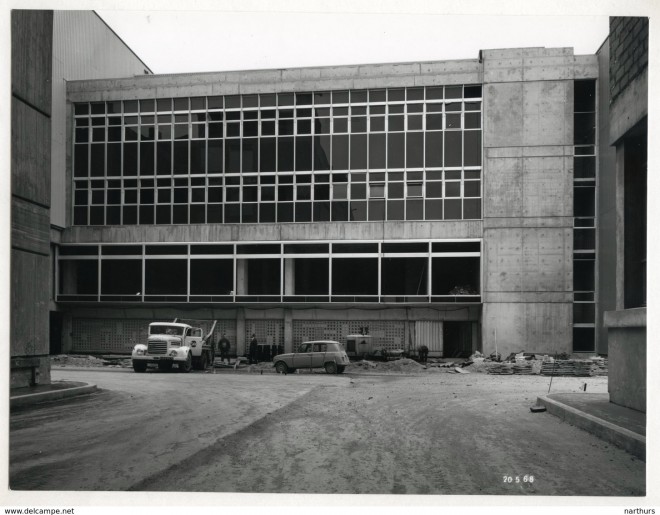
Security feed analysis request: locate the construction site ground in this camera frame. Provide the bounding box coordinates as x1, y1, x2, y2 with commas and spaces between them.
8, 364, 645, 498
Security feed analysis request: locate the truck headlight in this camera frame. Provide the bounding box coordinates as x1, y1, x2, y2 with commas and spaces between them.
170, 350, 178, 357
134, 348, 145, 356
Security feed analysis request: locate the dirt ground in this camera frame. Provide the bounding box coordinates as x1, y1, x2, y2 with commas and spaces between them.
11, 366, 644, 497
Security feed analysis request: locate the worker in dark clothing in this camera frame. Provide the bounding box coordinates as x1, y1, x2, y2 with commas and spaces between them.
270, 342, 278, 361
418, 345, 429, 363
249, 333, 258, 364
218, 333, 230, 364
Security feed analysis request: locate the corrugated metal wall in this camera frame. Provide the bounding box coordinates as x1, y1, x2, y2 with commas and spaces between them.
414, 321, 443, 356
51, 11, 152, 228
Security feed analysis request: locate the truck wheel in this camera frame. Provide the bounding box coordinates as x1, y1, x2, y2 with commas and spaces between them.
179, 353, 192, 373
324, 362, 338, 374
133, 361, 147, 373
275, 361, 289, 374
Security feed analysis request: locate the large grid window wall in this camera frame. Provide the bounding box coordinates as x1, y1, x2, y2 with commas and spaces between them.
56, 240, 481, 304
72, 86, 482, 226
573, 80, 597, 353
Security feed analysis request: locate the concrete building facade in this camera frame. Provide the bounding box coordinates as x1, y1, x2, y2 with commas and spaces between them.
54, 46, 602, 360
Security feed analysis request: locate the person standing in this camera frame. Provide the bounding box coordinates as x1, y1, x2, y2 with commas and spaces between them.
249, 333, 258, 364
218, 333, 230, 364
270, 341, 278, 361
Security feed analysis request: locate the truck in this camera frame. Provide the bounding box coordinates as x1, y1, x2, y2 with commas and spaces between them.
131, 319, 217, 373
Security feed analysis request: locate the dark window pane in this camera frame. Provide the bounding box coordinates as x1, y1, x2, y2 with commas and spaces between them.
574, 228, 595, 250
259, 203, 275, 223
278, 203, 293, 222
464, 181, 481, 197
463, 199, 481, 219
574, 259, 595, 291
331, 201, 349, 221
156, 141, 171, 174
368, 200, 385, 221
207, 204, 223, 223
145, 259, 186, 294
278, 137, 294, 172
574, 80, 595, 112
139, 205, 154, 224
573, 327, 595, 352
225, 140, 241, 173
445, 131, 462, 167
313, 202, 331, 222
406, 133, 424, 168
432, 257, 480, 295
90, 145, 104, 176
426, 182, 443, 198
426, 199, 443, 219
464, 131, 481, 166
140, 142, 154, 175
465, 113, 481, 129
242, 204, 258, 223
387, 133, 405, 168
295, 202, 311, 222
208, 140, 222, 174
243, 139, 258, 173
123, 206, 137, 224
445, 86, 462, 99
102, 260, 141, 295
574, 156, 596, 179
314, 136, 331, 170
574, 186, 595, 217
464, 85, 482, 98
156, 205, 171, 224
445, 199, 462, 219
191, 260, 233, 295
369, 133, 386, 169
260, 138, 276, 172
296, 136, 313, 171
349, 201, 367, 221
332, 135, 349, 170
387, 200, 404, 220
574, 113, 596, 145
426, 132, 442, 167
332, 258, 378, 295
381, 258, 427, 295
406, 199, 423, 220
224, 204, 240, 223
350, 134, 367, 169
74, 145, 88, 177
173, 140, 188, 173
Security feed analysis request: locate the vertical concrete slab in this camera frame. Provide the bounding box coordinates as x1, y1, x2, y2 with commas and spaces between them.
483, 82, 524, 148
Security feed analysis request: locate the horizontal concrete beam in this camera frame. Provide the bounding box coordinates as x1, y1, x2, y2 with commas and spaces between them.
604, 307, 646, 328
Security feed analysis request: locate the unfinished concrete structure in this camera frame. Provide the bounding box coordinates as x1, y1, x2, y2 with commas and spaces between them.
53, 45, 606, 360
599, 17, 648, 412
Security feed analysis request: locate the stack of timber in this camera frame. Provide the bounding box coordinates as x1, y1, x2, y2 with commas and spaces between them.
541, 359, 596, 377
486, 362, 514, 375
512, 361, 534, 375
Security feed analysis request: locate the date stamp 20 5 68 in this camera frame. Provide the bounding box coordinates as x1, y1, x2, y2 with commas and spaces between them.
503, 475, 535, 484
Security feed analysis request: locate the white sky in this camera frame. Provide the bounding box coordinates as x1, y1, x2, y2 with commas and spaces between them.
95, 4, 611, 74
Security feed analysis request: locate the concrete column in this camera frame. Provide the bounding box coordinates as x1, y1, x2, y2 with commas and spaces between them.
236, 259, 247, 295
284, 308, 293, 353
615, 142, 626, 311
236, 307, 246, 356
284, 258, 295, 295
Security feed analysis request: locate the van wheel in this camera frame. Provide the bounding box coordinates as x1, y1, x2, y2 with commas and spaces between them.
179, 353, 192, 373
275, 361, 289, 374
133, 361, 147, 373
325, 362, 338, 374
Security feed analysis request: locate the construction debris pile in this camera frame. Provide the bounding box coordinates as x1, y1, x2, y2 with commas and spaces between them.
540, 357, 609, 377
51, 354, 132, 368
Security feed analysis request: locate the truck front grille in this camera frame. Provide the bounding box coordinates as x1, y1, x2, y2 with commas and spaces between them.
148, 340, 168, 355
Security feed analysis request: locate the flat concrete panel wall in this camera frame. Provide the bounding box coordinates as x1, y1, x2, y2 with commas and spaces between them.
605, 308, 646, 412
11, 100, 51, 205
484, 153, 572, 219
11, 250, 50, 357
11, 10, 53, 114
483, 228, 572, 295
11, 199, 51, 255
482, 302, 572, 357
484, 81, 572, 148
